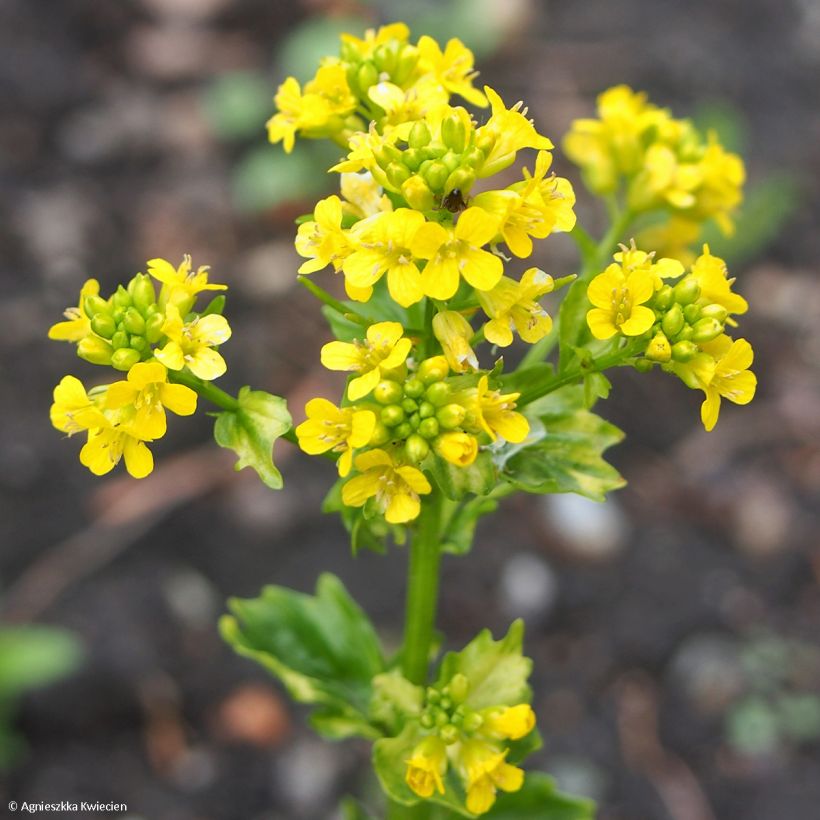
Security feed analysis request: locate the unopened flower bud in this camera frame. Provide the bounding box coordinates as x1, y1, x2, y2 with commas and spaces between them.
661, 303, 685, 338
84, 294, 110, 317
373, 42, 398, 74
373, 142, 402, 170
401, 176, 435, 211
700, 303, 728, 323
418, 401, 435, 419
633, 357, 654, 373
112, 285, 132, 309
357, 61, 379, 93
403, 377, 425, 399
77, 336, 113, 365
90, 313, 116, 339
123, 307, 146, 335
434, 432, 478, 466
418, 356, 449, 384
401, 148, 423, 172
425, 382, 450, 407
671, 340, 699, 362
444, 167, 476, 196
448, 673, 469, 703
418, 417, 440, 439
111, 330, 130, 350
393, 45, 419, 85
462, 146, 484, 168
380, 404, 405, 428
645, 331, 672, 363
405, 433, 430, 463
145, 312, 165, 344
130, 336, 148, 353
374, 379, 404, 405
129, 274, 156, 312
691, 317, 723, 343
408, 121, 432, 149
111, 347, 141, 371
386, 162, 411, 188
369, 421, 391, 446
441, 112, 467, 153
684, 303, 701, 324
402, 397, 419, 414
437, 403, 466, 429
439, 724, 459, 745
673, 278, 701, 305
423, 160, 450, 192
393, 421, 413, 440
462, 711, 484, 733
654, 284, 675, 311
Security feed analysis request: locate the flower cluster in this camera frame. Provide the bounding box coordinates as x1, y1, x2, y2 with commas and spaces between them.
564, 85, 745, 245
49, 256, 229, 476
401, 672, 535, 814
586, 243, 756, 430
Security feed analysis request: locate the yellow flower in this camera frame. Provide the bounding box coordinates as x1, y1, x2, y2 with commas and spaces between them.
478, 268, 555, 347
411, 207, 502, 299
694, 135, 745, 234
367, 78, 448, 127
434, 432, 478, 467
466, 376, 529, 443
80, 424, 154, 479
50, 375, 107, 434
320, 322, 412, 401
105, 362, 197, 440
460, 741, 524, 815
343, 210, 427, 307
340, 172, 393, 219
482, 705, 536, 741
432, 311, 478, 373
405, 735, 448, 799
295, 195, 352, 274
698, 336, 757, 432
295, 398, 376, 477
148, 255, 226, 311
266, 63, 357, 153
475, 87, 553, 178
687, 245, 748, 317
586, 263, 656, 340
417, 35, 487, 107
612, 243, 684, 289
340, 23, 410, 60
342, 449, 432, 524
48, 279, 101, 342
155, 304, 232, 381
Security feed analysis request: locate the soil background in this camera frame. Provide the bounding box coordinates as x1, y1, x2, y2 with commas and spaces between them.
1, 1, 819, 818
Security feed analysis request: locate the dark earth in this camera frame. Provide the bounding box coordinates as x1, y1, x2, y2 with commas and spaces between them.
1, 0, 819, 818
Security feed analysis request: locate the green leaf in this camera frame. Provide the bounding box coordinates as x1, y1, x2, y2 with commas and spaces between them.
435, 620, 532, 711
497, 362, 555, 399
430, 451, 497, 502
370, 669, 424, 736
220, 573, 385, 740
484, 772, 596, 819
498, 385, 625, 502
0, 627, 83, 699
440, 495, 499, 556
213, 387, 291, 490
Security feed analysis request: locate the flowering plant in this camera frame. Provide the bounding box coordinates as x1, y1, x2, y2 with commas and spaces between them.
49, 22, 755, 819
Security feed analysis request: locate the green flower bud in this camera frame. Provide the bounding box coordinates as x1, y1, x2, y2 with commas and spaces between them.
111, 347, 141, 371
419, 712, 435, 730
449, 674, 469, 704
90, 313, 117, 339
439, 724, 459, 745
423, 160, 450, 192
439, 696, 452, 711
441, 112, 468, 153
654, 284, 675, 311
357, 61, 379, 93
426, 687, 440, 704
84, 294, 110, 317
418, 357, 449, 384
385, 162, 411, 188
373, 143, 402, 170
684, 303, 701, 324
408, 121, 432, 149
425, 382, 450, 407
369, 421, 391, 446
441, 151, 461, 174
403, 377, 425, 399
380, 404, 406, 428
421, 142, 447, 161
145, 312, 165, 344
112, 285, 132, 309
393, 45, 419, 85
130, 335, 148, 352
435, 710, 449, 728
77, 336, 113, 365
691, 317, 723, 343
700, 303, 728, 323
462, 146, 484, 168
675, 325, 694, 341
661, 303, 685, 338
418, 401, 435, 419
123, 307, 146, 335
393, 422, 413, 440
401, 148, 424, 172
381, 363, 408, 382
462, 712, 484, 733
673, 278, 701, 305
633, 357, 654, 373
129, 274, 156, 312
437, 403, 466, 429
373, 42, 398, 74
444, 167, 476, 195
475, 131, 495, 154
402, 397, 419, 414
418, 417, 440, 439
409, 412, 421, 429
645, 331, 672, 363
111, 330, 130, 350
374, 379, 404, 405
405, 434, 430, 463
401, 176, 435, 211
671, 340, 699, 362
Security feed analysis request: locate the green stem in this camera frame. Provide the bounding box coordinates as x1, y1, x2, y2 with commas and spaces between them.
298, 276, 370, 326
517, 339, 645, 407
401, 490, 443, 686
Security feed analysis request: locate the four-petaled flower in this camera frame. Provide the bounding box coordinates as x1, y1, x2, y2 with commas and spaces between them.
155, 305, 232, 381
460, 741, 525, 815
479, 267, 555, 347
405, 735, 448, 798
698, 335, 757, 432
586, 263, 655, 340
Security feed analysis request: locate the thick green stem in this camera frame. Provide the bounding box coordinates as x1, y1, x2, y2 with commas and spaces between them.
401, 490, 443, 686
298, 276, 370, 326
167, 369, 238, 410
